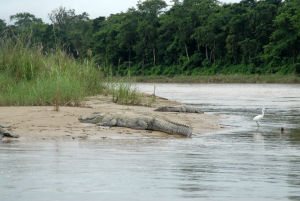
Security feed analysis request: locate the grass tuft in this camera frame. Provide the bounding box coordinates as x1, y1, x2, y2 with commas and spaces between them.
109, 80, 142, 105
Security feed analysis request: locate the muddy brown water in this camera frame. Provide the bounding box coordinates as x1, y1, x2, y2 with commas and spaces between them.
1, 84, 300, 201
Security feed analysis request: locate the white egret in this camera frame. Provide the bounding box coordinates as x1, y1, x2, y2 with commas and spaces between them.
253, 108, 265, 126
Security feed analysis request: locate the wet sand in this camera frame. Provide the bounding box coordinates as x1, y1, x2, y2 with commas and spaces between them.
0, 95, 222, 141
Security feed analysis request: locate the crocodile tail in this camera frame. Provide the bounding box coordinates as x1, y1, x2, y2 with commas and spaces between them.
152, 118, 192, 137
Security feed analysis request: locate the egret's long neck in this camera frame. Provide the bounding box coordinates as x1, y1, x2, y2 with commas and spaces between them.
262, 110, 265, 117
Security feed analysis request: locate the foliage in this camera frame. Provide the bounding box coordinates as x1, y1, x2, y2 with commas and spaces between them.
0, 37, 103, 105
133, 73, 300, 83
10, 12, 43, 29
0, 0, 299, 78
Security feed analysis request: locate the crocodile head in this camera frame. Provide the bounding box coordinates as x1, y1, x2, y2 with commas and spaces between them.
78, 112, 105, 124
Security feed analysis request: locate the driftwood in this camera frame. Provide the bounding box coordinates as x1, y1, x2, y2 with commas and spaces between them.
79, 112, 192, 137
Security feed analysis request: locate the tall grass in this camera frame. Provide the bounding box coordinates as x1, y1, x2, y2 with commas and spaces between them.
0, 37, 44, 81
0, 36, 144, 106
0, 37, 105, 106
109, 80, 142, 105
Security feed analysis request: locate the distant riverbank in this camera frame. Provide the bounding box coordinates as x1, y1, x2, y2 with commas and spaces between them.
133, 74, 300, 84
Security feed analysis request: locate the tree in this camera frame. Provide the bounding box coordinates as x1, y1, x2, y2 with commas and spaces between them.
264, 0, 300, 71
93, 13, 125, 73
192, 1, 224, 64
9, 13, 46, 45
0, 19, 6, 34
10, 12, 43, 29
48, 7, 93, 57
136, 0, 167, 68
137, 0, 167, 16
116, 9, 139, 73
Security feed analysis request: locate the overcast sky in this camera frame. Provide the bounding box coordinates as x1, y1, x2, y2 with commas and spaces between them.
0, 0, 239, 24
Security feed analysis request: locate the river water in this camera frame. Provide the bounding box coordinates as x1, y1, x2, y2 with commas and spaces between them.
1, 84, 300, 201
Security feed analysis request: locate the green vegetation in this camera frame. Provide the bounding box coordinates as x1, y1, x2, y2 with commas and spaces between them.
1, 0, 300, 84
109, 80, 142, 105
0, 37, 142, 106
0, 37, 103, 105
133, 74, 300, 83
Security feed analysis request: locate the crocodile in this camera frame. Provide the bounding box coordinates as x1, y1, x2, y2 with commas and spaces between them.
78, 112, 193, 137
154, 105, 202, 113
0, 126, 19, 140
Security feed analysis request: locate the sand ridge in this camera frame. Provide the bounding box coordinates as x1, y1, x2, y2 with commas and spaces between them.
0, 95, 223, 141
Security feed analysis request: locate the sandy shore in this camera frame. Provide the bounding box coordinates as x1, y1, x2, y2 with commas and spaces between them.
0, 95, 223, 141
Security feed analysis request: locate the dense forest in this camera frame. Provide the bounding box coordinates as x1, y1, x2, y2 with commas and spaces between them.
1, 0, 300, 76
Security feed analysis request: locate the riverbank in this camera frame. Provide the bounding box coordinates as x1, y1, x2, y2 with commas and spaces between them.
133, 74, 300, 84
0, 95, 223, 142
